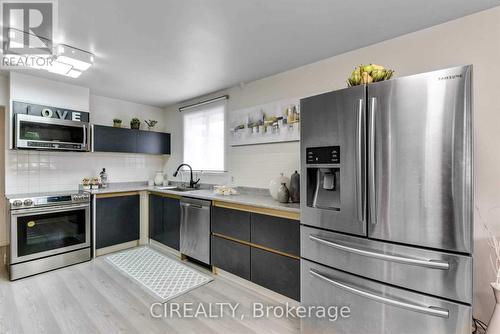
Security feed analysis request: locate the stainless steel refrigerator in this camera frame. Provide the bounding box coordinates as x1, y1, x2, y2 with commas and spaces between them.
300, 65, 473, 334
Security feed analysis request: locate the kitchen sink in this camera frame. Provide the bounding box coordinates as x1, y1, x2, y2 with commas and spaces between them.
155, 186, 200, 192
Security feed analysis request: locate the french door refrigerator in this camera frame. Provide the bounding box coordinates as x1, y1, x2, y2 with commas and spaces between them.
300, 65, 472, 334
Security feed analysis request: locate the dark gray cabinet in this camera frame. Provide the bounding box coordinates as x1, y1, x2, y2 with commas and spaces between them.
212, 206, 250, 241
211, 235, 250, 280
210, 206, 300, 301
251, 248, 300, 300
93, 125, 136, 153
93, 125, 170, 155
149, 194, 180, 250
137, 131, 170, 154
251, 213, 300, 256
96, 194, 140, 249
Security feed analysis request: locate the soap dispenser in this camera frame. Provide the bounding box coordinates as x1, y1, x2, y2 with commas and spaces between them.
100, 168, 108, 188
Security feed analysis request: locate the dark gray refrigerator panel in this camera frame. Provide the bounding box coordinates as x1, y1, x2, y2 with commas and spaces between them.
366, 65, 473, 253
300, 85, 367, 236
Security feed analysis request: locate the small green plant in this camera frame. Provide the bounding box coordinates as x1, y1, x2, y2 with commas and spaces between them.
145, 119, 158, 130
113, 118, 122, 127
130, 118, 141, 129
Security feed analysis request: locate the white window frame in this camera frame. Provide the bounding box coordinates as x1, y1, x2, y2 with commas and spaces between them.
181, 99, 227, 174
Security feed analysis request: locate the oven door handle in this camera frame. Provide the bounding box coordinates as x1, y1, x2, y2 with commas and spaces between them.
10, 203, 90, 215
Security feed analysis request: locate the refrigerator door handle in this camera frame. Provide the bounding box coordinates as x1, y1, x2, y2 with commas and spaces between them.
309, 269, 450, 318
309, 234, 450, 270
368, 97, 377, 225
356, 99, 365, 223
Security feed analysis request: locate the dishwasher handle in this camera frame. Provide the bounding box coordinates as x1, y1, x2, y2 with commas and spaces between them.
180, 202, 203, 209
180, 197, 211, 208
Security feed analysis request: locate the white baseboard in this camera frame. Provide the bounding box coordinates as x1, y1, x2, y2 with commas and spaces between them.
96, 240, 139, 257
214, 267, 300, 306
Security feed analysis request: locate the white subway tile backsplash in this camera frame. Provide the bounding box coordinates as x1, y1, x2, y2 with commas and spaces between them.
5, 149, 166, 194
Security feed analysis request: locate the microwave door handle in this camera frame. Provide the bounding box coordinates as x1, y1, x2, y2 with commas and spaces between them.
368, 97, 377, 225
309, 234, 449, 270
83, 123, 87, 148
309, 269, 449, 318
356, 98, 365, 223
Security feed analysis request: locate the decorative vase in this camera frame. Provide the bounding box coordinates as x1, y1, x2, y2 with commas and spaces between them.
289, 171, 300, 203
487, 283, 500, 333
269, 173, 290, 201
277, 183, 290, 203
154, 171, 164, 186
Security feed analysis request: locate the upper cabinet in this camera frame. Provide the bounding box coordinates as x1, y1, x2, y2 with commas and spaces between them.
92, 125, 170, 155
137, 130, 170, 155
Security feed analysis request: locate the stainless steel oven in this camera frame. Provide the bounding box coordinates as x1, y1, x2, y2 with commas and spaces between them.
15, 113, 88, 151
8, 192, 91, 280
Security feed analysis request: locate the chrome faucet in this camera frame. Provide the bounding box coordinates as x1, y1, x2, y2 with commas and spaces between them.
173, 163, 200, 188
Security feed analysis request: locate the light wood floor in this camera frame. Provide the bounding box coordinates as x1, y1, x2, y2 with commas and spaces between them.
0, 247, 300, 334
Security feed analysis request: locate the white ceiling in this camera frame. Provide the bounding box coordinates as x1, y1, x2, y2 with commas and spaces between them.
7, 0, 500, 107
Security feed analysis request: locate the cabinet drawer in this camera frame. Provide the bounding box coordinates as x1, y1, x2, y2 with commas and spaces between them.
212, 206, 250, 241
251, 248, 300, 301
211, 235, 250, 280
301, 225, 472, 303
251, 213, 299, 256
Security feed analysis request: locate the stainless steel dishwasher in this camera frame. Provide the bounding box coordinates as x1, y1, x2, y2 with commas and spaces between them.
180, 197, 211, 264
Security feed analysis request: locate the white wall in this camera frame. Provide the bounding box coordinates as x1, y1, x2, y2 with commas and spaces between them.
90, 95, 168, 132
164, 7, 500, 322
2, 74, 168, 245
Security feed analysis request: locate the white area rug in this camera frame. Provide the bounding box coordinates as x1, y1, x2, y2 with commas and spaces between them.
105, 247, 213, 301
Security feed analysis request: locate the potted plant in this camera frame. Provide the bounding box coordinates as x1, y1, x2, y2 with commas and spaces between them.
145, 119, 158, 131
481, 209, 500, 333
113, 118, 122, 128
130, 118, 141, 130
82, 177, 91, 190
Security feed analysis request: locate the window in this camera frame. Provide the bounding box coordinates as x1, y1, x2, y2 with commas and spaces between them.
182, 100, 225, 172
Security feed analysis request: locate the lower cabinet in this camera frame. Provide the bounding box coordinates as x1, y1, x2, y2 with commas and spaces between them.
149, 194, 180, 250
211, 205, 300, 301
250, 248, 300, 300
211, 235, 250, 280
96, 194, 140, 249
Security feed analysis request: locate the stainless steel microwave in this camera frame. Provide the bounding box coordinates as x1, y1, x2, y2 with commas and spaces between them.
15, 113, 89, 151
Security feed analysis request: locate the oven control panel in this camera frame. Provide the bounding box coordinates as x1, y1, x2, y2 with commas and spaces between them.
71, 193, 90, 203
10, 192, 90, 209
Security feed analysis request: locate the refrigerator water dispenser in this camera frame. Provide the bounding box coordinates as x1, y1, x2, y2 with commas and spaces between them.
305, 146, 341, 211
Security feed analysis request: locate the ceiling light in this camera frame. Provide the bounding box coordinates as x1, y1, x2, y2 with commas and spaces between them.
4, 29, 94, 78
47, 60, 72, 75
57, 55, 92, 71
56, 44, 93, 71
66, 69, 82, 78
